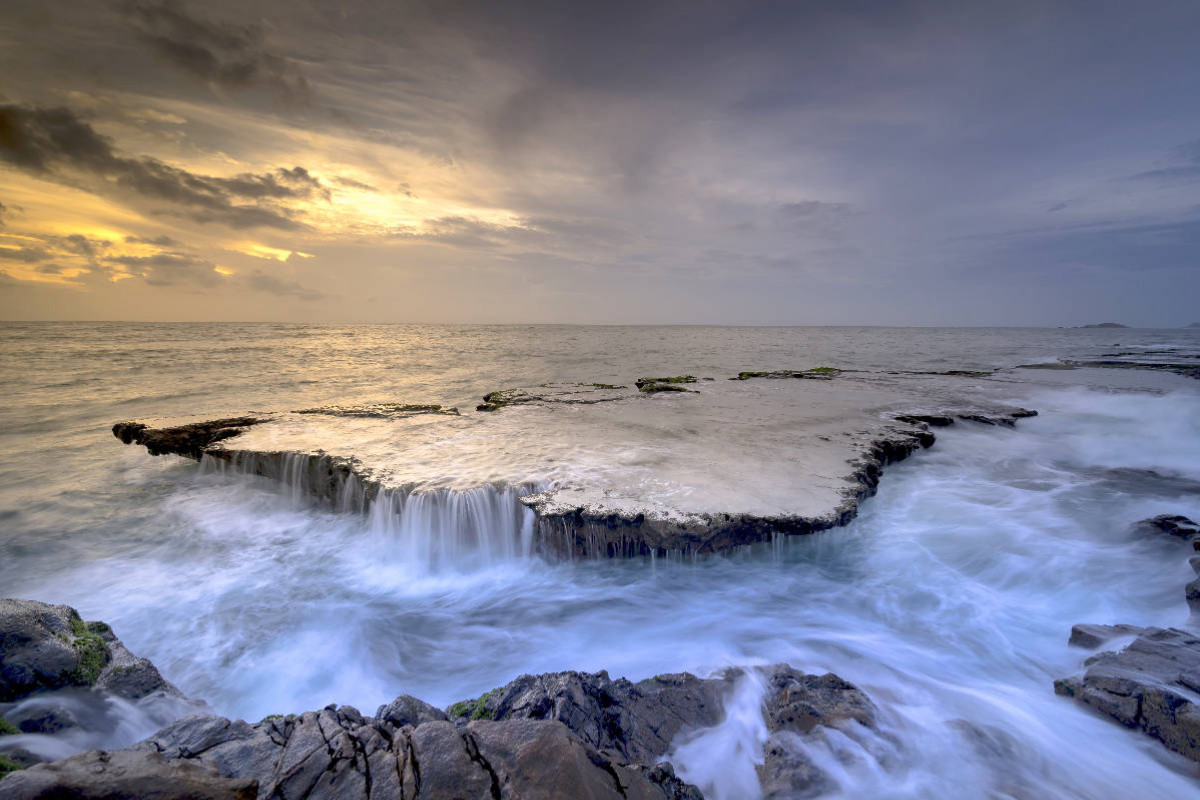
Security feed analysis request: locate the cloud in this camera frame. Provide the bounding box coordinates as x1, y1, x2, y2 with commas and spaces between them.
124, 234, 182, 247
333, 176, 377, 192
123, 1, 311, 107
246, 270, 323, 300
108, 251, 221, 285
0, 200, 6, 229
0, 244, 50, 262
0, 103, 320, 230
778, 201, 852, 219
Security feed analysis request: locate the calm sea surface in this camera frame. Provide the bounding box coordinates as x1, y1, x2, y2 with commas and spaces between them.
3, 323, 1200, 798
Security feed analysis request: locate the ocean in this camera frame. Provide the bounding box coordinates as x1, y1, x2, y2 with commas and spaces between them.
2, 322, 1200, 798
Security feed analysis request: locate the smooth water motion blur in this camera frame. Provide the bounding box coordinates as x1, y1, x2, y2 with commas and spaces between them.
2, 323, 1200, 798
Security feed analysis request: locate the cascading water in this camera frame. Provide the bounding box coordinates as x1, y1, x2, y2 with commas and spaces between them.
201, 451, 541, 571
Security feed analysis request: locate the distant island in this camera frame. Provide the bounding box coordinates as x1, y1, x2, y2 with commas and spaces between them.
1188, 322, 1200, 329
1078, 322, 1128, 329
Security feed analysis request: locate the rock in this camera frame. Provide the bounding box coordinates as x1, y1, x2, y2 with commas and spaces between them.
760, 667, 876, 733
2, 663, 883, 798
1068, 623, 1151, 650
1135, 514, 1200, 539
755, 667, 878, 799
0, 600, 85, 701
113, 417, 264, 459
446, 669, 728, 764
127, 699, 704, 800
376, 693, 448, 728
894, 413, 955, 427
0, 749, 257, 800
1189, 555, 1200, 575
1055, 627, 1200, 762
1188, 577, 1200, 613
0, 598, 185, 704
6, 702, 79, 734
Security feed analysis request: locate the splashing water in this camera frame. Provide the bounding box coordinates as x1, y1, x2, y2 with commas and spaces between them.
3, 324, 1200, 797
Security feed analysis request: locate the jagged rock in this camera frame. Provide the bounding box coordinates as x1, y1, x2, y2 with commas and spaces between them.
1, 663, 882, 799
954, 408, 1038, 427
0, 598, 184, 704
1135, 514, 1200, 539
761, 668, 876, 733
446, 669, 728, 763
1055, 627, 1200, 762
893, 413, 955, 427
112, 417, 264, 458
125, 702, 702, 800
1189, 555, 1200, 575
1068, 623, 1151, 650
0, 749, 257, 800
376, 694, 448, 728
755, 667, 878, 799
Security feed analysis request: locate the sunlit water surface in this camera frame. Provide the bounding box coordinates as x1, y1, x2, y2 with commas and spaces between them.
2, 323, 1200, 798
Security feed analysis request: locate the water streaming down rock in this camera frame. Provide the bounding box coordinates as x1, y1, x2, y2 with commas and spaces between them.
200, 452, 540, 570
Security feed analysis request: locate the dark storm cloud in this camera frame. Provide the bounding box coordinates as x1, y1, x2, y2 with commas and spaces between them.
247, 270, 323, 300
123, 0, 311, 106
0, 245, 50, 263
0, 103, 319, 230
124, 234, 182, 247
108, 251, 221, 285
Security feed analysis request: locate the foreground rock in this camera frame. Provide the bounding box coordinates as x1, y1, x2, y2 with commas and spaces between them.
1135, 514, 1200, 539
0, 749, 256, 800
1, 598, 200, 776
0, 599, 185, 709
1055, 628, 1200, 762
0, 664, 881, 799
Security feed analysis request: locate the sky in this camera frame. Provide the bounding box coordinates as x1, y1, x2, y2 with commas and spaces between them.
0, 0, 1198, 326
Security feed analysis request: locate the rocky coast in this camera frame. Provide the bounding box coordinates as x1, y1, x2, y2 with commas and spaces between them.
1, 598, 881, 799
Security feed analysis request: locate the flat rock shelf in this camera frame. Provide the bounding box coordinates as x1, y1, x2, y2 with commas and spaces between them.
112, 370, 1037, 558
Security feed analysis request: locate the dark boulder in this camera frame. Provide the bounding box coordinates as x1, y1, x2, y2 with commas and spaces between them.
1068, 623, 1151, 650
447, 669, 728, 764
0, 598, 184, 704
1055, 627, 1200, 762
1134, 514, 1200, 539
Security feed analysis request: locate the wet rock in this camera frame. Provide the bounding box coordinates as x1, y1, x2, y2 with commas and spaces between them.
761, 667, 876, 733
732, 369, 840, 381
127, 699, 703, 800
1189, 555, 1200, 575
0, 748, 257, 800
635, 376, 698, 388
376, 693, 448, 728
1135, 514, 1200, 539
1055, 627, 1200, 762
954, 408, 1038, 427
3, 663, 883, 798
893, 413, 955, 427
447, 669, 729, 763
6, 702, 79, 734
1068, 623, 1151, 650
112, 417, 264, 459
755, 667, 879, 799
0, 598, 184, 704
